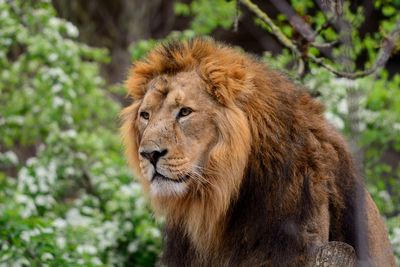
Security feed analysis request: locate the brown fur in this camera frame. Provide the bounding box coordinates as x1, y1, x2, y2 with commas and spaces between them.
121, 38, 396, 266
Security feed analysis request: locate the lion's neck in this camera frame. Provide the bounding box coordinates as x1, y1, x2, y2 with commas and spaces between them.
155, 190, 229, 255
161, 156, 310, 266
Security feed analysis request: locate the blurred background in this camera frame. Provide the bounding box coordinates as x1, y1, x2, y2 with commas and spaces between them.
0, 0, 399, 266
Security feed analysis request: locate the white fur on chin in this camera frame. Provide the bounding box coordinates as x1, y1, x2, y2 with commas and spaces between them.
150, 179, 189, 197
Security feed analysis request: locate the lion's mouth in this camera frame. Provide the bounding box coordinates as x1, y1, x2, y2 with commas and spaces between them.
151, 172, 189, 183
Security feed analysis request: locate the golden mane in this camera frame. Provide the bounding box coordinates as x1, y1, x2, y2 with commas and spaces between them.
121, 39, 254, 252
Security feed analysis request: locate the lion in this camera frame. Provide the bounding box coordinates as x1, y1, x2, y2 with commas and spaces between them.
121, 38, 396, 266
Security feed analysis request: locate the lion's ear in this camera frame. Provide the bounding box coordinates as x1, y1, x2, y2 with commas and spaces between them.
199, 54, 253, 106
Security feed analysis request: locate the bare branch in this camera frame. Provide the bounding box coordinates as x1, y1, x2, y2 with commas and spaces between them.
239, 0, 299, 53
311, 40, 338, 48
269, 0, 315, 43
239, 0, 304, 75
314, 0, 343, 20
234, 0, 240, 32
268, 0, 337, 60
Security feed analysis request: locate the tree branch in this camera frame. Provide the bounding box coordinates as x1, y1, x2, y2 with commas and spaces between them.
239, 0, 299, 53
314, 0, 343, 24
309, 19, 400, 79
239, 0, 304, 75
269, 0, 315, 43
240, 0, 400, 79
268, 0, 336, 59
311, 40, 338, 48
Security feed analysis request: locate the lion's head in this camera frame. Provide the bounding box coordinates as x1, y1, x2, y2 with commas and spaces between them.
121, 39, 255, 249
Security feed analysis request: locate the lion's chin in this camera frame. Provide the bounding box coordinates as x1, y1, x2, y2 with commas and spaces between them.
149, 176, 189, 197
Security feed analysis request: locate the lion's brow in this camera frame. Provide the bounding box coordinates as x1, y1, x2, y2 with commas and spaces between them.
149, 75, 170, 96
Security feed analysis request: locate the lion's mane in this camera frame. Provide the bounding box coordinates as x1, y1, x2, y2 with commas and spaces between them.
121, 39, 395, 266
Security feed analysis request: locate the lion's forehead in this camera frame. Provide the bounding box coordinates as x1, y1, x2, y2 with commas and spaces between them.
142, 71, 212, 113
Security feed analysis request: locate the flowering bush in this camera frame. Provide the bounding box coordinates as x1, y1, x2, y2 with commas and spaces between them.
0, 0, 160, 266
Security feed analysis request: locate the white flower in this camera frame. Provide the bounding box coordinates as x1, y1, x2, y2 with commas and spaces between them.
38, 180, 50, 193
7, 116, 24, 125
65, 22, 79, 38
66, 208, 92, 226
20, 229, 40, 242
15, 194, 29, 203
127, 241, 139, 253
20, 200, 37, 218
35, 195, 48, 206
135, 197, 146, 209
10, 258, 30, 267
1, 151, 18, 164
52, 84, 62, 93
53, 96, 64, 108
91, 257, 103, 266
48, 53, 58, 62
77, 245, 97, 255
36, 166, 47, 178
75, 152, 87, 160
332, 78, 356, 88
26, 158, 38, 166
29, 184, 38, 194
21, 231, 31, 242
123, 221, 133, 232
378, 190, 391, 203
130, 183, 141, 192
391, 227, 400, 249
53, 218, 67, 229
48, 17, 61, 28
65, 167, 75, 176
325, 112, 344, 130
41, 228, 53, 234
149, 227, 161, 238
67, 89, 76, 98
56, 236, 66, 249
81, 206, 93, 215
63, 129, 77, 138
337, 99, 348, 114
120, 185, 133, 196
41, 252, 54, 261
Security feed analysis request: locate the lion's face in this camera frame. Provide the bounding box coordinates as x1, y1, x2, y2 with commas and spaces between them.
136, 71, 219, 197
122, 40, 252, 244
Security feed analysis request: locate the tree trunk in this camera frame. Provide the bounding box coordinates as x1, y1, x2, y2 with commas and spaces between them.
309, 242, 356, 267
52, 0, 175, 84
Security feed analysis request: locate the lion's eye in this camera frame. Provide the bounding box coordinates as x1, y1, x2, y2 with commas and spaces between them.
140, 111, 150, 120
178, 107, 192, 118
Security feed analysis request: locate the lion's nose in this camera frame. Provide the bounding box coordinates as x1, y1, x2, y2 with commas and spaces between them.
140, 149, 168, 166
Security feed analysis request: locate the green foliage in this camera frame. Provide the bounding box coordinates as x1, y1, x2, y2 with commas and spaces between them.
0, 0, 160, 266
129, 0, 236, 62
129, 30, 197, 61
175, 0, 236, 34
